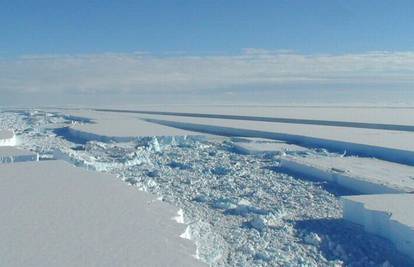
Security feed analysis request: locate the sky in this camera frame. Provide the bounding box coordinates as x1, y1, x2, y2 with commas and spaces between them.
1, 0, 414, 106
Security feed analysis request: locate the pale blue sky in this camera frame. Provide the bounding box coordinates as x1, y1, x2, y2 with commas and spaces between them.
1, 0, 413, 57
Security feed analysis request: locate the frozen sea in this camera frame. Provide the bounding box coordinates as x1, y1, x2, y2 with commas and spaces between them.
1, 109, 413, 267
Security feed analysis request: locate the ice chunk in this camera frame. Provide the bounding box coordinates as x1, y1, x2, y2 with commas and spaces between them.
244, 217, 266, 232
304, 232, 322, 246
211, 198, 237, 210
342, 194, 414, 260
168, 161, 192, 170
210, 166, 230, 176
224, 205, 269, 217
173, 208, 186, 224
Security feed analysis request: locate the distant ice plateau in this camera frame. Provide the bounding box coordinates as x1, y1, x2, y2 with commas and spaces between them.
1, 106, 414, 266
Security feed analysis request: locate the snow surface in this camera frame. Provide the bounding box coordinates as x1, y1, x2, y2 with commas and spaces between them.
342, 194, 414, 260
0, 146, 38, 163
0, 160, 204, 267
280, 155, 414, 194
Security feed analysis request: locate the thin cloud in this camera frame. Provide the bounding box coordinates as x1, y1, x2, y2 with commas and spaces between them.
1, 50, 414, 95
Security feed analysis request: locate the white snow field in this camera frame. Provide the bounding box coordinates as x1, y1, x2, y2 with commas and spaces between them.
0, 129, 16, 146
0, 146, 38, 163
1, 108, 414, 266
279, 155, 414, 194
342, 194, 414, 261
0, 160, 204, 267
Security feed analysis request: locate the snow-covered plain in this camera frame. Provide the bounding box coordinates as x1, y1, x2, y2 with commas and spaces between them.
1, 108, 413, 266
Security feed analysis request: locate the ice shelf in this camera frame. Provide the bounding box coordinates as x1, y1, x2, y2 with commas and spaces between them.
0, 129, 16, 146
0, 147, 38, 163
0, 160, 204, 267
94, 106, 414, 127
63, 110, 201, 142
341, 194, 414, 260
279, 155, 414, 194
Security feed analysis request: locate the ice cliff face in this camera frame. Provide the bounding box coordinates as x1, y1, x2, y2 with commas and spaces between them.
1, 110, 412, 267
